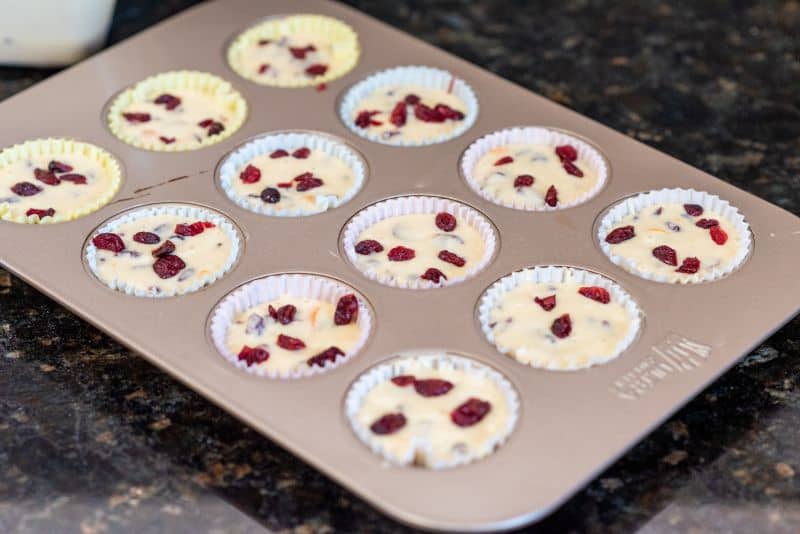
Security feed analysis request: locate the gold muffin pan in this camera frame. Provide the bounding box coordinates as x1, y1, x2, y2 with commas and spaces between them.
0, 0, 799, 531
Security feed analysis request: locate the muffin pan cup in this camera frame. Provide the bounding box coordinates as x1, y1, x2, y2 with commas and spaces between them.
0, 0, 799, 531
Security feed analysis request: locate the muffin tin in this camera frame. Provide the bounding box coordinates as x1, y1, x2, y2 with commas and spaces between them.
0, 0, 799, 531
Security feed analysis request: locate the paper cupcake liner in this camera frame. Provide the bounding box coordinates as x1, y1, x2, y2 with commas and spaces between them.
226, 14, 360, 88
218, 131, 366, 217
339, 66, 479, 146
478, 266, 643, 371
85, 203, 241, 297
0, 138, 122, 224
107, 70, 247, 152
460, 126, 608, 211
597, 188, 753, 284
341, 196, 497, 289
209, 273, 372, 379
345, 351, 519, 469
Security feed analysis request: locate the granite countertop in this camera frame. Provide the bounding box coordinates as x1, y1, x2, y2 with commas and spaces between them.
1, 1, 799, 532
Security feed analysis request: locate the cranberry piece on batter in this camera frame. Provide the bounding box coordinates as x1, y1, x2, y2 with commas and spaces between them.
514, 174, 534, 187
676, 257, 701, 274
34, 168, 60, 186
334, 294, 359, 325
154, 93, 181, 110
534, 295, 556, 311
451, 398, 492, 427
25, 208, 55, 219
605, 225, 635, 244
123, 112, 150, 123
391, 375, 416, 387
494, 155, 513, 166
578, 286, 610, 304
355, 239, 384, 255
388, 246, 415, 261
92, 233, 125, 253
153, 254, 186, 279
435, 212, 457, 232
414, 378, 453, 397
684, 204, 704, 217
151, 240, 176, 257
390, 101, 407, 127
48, 160, 73, 173
307, 346, 345, 368
355, 110, 382, 128
710, 226, 728, 245
238, 345, 269, 366
551, 313, 572, 338
438, 250, 466, 267
277, 334, 306, 351
10, 182, 41, 197
652, 245, 678, 266
555, 145, 578, 162
60, 174, 87, 185
421, 268, 447, 283
545, 185, 558, 207
133, 231, 160, 244
240, 164, 261, 184
370, 413, 406, 435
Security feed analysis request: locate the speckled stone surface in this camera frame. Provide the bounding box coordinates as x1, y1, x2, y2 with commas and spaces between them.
1, 1, 799, 532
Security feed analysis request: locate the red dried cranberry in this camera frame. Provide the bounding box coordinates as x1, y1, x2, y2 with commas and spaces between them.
277, 334, 306, 351
413, 103, 445, 122
545, 185, 558, 207
433, 103, 464, 120
578, 286, 611, 304
355, 239, 384, 255
438, 250, 466, 267
391, 375, 416, 387
652, 245, 678, 266
153, 254, 185, 279
355, 110, 382, 128
159, 136, 176, 144
239, 164, 261, 184
174, 221, 207, 236
154, 93, 181, 110
292, 147, 311, 159
562, 160, 584, 177
435, 212, 457, 232
25, 208, 54, 219
710, 225, 728, 245
684, 204, 704, 217
551, 313, 572, 338
605, 225, 635, 244
48, 160, 73, 173
34, 168, 60, 185
389, 101, 407, 127
676, 257, 701, 274
295, 175, 323, 191
197, 118, 214, 128
307, 346, 344, 368
123, 112, 151, 123
421, 268, 447, 283
59, 174, 87, 185
258, 39, 270, 46
514, 174, 534, 187
238, 345, 269, 366
206, 122, 225, 136
555, 145, 578, 162
305, 64, 328, 76
534, 295, 556, 311
370, 413, 406, 435
133, 231, 160, 244
269, 149, 289, 158
289, 45, 315, 59
260, 187, 281, 203
202, 221, 215, 229
695, 218, 719, 229
494, 155, 514, 166
258, 63, 269, 74
414, 378, 453, 397
272, 304, 297, 325
388, 246, 415, 261
404, 94, 420, 105
451, 398, 492, 427
92, 233, 125, 253
152, 240, 175, 257
277, 182, 293, 188
334, 294, 359, 325
10, 182, 41, 196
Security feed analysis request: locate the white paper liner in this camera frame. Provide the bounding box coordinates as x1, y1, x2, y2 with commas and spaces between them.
208, 274, 372, 379
339, 65, 479, 146
218, 132, 366, 217
344, 352, 520, 469
478, 266, 643, 371
597, 188, 753, 284
85, 204, 241, 298
460, 126, 608, 211
341, 196, 497, 289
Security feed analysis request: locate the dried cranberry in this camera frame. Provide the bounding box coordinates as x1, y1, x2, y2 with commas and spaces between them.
59, 173, 87, 184
292, 147, 311, 159
555, 145, 578, 162
174, 222, 207, 236
494, 155, 514, 166
295, 175, 323, 191
421, 268, 447, 283
355, 239, 384, 255
25, 208, 54, 219
435, 212, 457, 232
370, 413, 406, 435
239, 164, 261, 184
258, 39, 270, 46
710, 226, 728, 245
433, 103, 464, 120
10, 182, 41, 196
695, 218, 719, 229
545, 185, 558, 207
355, 110, 382, 128
305, 63, 328, 76
684, 204, 704, 217
277, 334, 306, 351
438, 250, 465, 267
289, 44, 315, 59
652, 245, 678, 266
258, 63, 269, 74
451, 398, 491, 427
676, 257, 701, 274
207, 122, 225, 136
123, 112, 151, 123
154, 93, 181, 110
605, 225, 635, 244
551, 313, 572, 338
413, 103, 445, 122
414, 378, 453, 397
389, 101, 407, 127
153, 254, 186, 279
260, 187, 281, 203
152, 240, 175, 257
34, 168, 60, 185
271, 304, 296, 325
404, 94, 420, 105
578, 286, 611, 304
270, 149, 289, 158
534, 295, 556, 311
514, 174, 534, 187
133, 231, 160, 244
277, 182, 293, 188
388, 246, 415, 261
197, 118, 214, 128
238, 345, 269, 366
562, 160, 584, 177
334, 294, 359, 325
307, 346, 345, 367
92, 233, 125, 253
391, 375, 416, 387
159, 136, 176, 144
48, 160, 73, 173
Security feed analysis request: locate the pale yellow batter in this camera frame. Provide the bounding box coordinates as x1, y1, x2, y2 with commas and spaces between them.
230, 31, 334, 84
472, 143, 598, 209
225, 295, 362, 374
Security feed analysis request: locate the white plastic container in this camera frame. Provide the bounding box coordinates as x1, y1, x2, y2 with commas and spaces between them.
0, 0, 116, 67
